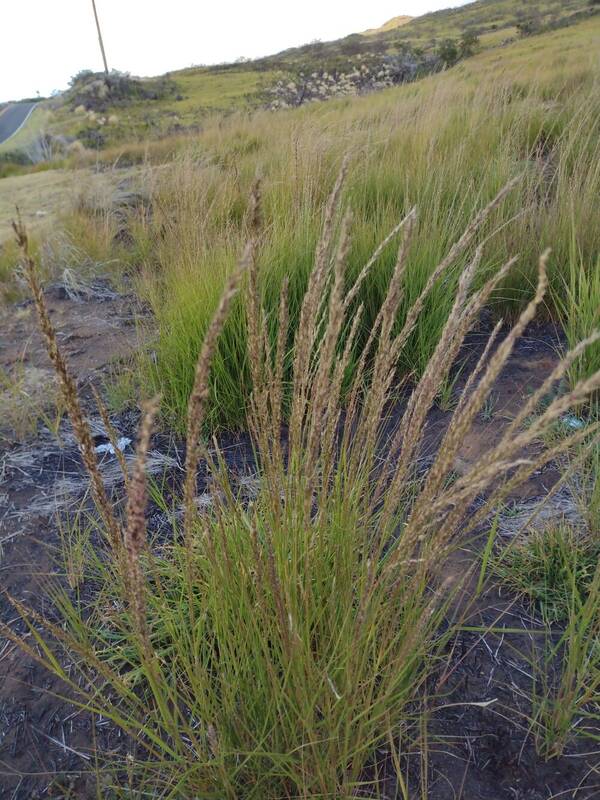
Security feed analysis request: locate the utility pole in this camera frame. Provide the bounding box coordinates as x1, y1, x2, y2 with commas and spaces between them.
91, 0, 109, 75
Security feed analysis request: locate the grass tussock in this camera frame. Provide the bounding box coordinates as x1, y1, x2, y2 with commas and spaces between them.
5, 171, 600, 797
494, 428, 600, 758
495, 521, 600, 622
498, 512, 600, 759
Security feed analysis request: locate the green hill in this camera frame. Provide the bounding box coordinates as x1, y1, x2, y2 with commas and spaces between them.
1, 0, 597, 160
52, 11, 600, 426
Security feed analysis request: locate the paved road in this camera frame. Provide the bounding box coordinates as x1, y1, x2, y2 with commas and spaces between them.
0, 102, 38, 145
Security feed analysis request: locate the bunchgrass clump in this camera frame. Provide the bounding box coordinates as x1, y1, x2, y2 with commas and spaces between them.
556, 246, 600, 415
529, 520, 600, 759
494, 522, 600, 622
5, 174, 600, 797
494, 435, 600, 759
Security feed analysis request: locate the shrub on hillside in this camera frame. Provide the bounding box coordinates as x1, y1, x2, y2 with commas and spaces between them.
516, 13, 543, 37
437, 38, 460, 67
460, 30, 480, 57
267, 51, 439, 108
68, 70, 178, 113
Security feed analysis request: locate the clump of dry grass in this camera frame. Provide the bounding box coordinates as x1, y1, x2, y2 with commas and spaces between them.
5, 176, 600, 797
0, 362, 63, 442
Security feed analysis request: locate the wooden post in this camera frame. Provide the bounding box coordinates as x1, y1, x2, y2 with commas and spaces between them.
91, 0, 109, 75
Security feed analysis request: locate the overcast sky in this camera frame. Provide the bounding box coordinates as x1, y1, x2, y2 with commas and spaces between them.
0, 0, 471, 102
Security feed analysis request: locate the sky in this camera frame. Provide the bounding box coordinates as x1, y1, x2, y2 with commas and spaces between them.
0, 0, 471, 102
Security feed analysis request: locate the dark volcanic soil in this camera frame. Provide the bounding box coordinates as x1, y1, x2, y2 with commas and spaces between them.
0, 283, 598, 798
0, 280, 146, 798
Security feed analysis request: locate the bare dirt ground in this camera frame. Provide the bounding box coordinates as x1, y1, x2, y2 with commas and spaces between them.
0, 283, 598, 798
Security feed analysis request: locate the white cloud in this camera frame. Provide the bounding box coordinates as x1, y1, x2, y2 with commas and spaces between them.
0, 0, 470, 102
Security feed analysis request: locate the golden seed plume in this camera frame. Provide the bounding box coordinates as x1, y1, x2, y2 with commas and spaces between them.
124, 395, 160, 650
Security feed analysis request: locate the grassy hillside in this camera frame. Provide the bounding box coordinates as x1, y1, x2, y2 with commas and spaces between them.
3, 6, 600, 799
255, 0, 592, 69
42, 68, 278, 149
34, 13, 598, 430
1, 0, 594, 157
395, 0, 588, 39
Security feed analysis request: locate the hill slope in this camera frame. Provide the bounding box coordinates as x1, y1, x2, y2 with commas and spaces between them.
363, 15, 413, 35
0, 0, 597, 159
50, 11, 600, 424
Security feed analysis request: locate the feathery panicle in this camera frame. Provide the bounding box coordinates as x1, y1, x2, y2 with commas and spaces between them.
319, 301, 367, 498
246, 179, 277, 466
305, 210, 353, 477
183, 194, 260, 546
390, 175, 521, 360
505, 327, 600, 438
460, 421, 600, 543
453, 318, 504, 419
432, 175, 521, 275
246, 179, 266, 397
396, 251, 549, 555
374, 245, 486, 523
268, 276, 290, 478
348, 211, 417, 464
343, 207, 417, 312
408, 253, 542, 511
13, 217, 122, 553
124, 396, 160, 650
289, 156, 350, 452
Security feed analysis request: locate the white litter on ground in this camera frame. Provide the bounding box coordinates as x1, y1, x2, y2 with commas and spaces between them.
94, 437, 131, 455
561, 414, 586, 430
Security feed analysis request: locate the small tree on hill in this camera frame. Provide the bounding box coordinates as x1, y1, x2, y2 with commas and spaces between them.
459, 30, 480, 58
437, 39, 459, 67
516, 13, 542, 37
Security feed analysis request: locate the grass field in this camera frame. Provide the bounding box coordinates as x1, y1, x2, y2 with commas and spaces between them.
48, 14, 600, 430
3, 0, 593, 154
42, 69, 278, 149
2, 6, 600, 797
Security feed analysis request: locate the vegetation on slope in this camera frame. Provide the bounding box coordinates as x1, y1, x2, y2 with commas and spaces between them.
253, 0, 593, 71
7, 180, 600, 794
2, 5, 600, 797
1, 0, 596, 157
40, 15, 600, 431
